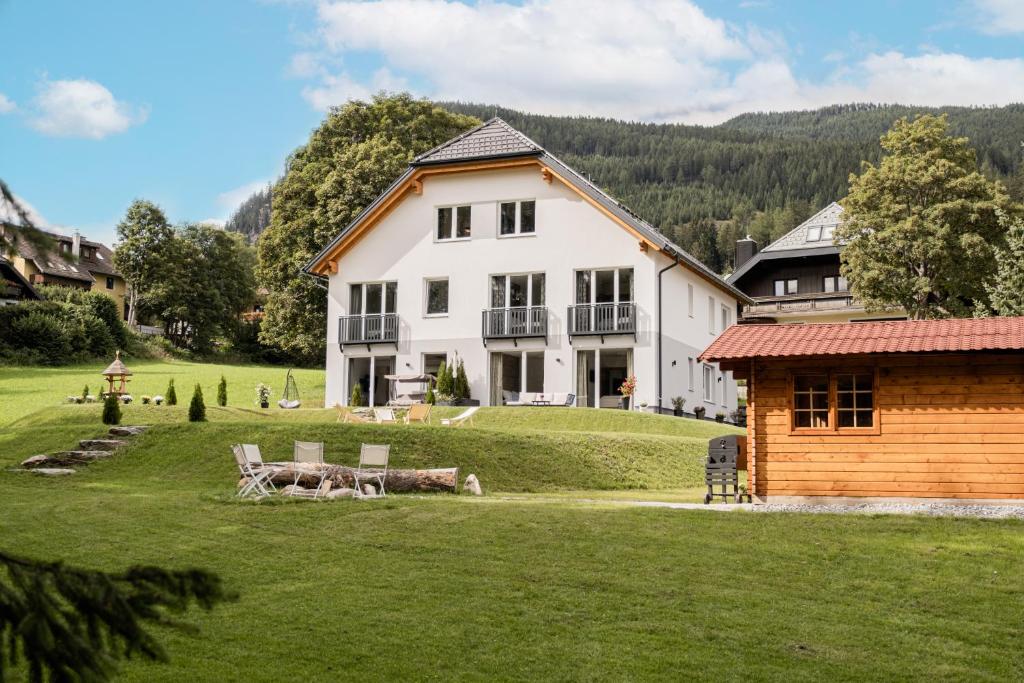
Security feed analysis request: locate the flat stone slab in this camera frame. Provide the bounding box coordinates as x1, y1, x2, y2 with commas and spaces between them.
108, 426, 149, 437
78, 439, 125, 451
22, 451, 112, 468
31, 468, 76, 476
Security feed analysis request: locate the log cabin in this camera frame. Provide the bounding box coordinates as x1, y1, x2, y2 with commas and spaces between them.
699, 317, 1024, 502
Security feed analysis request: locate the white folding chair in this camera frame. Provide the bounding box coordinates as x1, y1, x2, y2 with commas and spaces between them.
233, 443, 276, 498
440, 406, 479, 427
374, 408, 397, 424
293, 440, 328, 498
353, 444, 390, 498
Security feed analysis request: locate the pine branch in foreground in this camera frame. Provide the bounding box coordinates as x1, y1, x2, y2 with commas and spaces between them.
0, 551, 235, 682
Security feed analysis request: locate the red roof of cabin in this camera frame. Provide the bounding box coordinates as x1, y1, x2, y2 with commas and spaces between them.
699, 317, 1024, 363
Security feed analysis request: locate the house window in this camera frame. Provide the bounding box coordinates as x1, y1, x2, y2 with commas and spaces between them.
491, 272, 545, 309
425, 278, 449, 316
499, 200, 536, 236
105, 276, 114, 290
837, 373, 874, 428
688, 358, 694, 391
423, 353, 447, 377
823, 275, 848, 293
703, 364, 715, 403
59, 242, 71, 254
720, 304, 731, 331
791, 371, 877, 432
806, 225, 822, 242
707, 296, 715, 334
793, 374, 829, 428
575, 268, 633, 304
773, 279, 798, 296
687, 283, 694, 317
349, 281, 397, 316
437, 205, 471, 241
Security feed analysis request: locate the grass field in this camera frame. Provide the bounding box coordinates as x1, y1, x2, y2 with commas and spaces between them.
1, 360, 1022, 680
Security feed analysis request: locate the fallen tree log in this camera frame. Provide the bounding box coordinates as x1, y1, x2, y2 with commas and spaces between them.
260, 462, 459, 493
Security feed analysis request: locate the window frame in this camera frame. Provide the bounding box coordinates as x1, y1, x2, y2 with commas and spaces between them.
707, 296, 716, 334
773, 278, 798, 296
687, 283, 694, 318
787, 368, 880, 436
497, 199, 537, 238
823, 275, 848, 293
435, 204, 472, 242
349, 281, 398, 316
423, 277, 450, 317
702, 364, 715, 403
105, 276, 115, 290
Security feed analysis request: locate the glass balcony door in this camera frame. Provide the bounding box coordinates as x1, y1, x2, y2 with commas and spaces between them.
488, 273, 545, 337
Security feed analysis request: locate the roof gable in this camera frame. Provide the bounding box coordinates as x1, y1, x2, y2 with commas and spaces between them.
762, 202, 844, 253
413, 118, 542, 165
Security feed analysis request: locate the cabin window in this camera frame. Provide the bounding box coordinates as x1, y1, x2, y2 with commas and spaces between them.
437, 205, 471, 241
823, 275, 848, 293
425, 278, 449, 316
499, 200, 535, 236
837, 373, 874, 427
774, 279, 798, 296
791, 370, 877, 433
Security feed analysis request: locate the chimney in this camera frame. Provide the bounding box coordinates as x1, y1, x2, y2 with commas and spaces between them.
735, 235, 758, 269
72, 230, 82, 258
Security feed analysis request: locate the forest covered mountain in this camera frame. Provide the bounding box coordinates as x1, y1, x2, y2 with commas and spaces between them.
229, 102, 1024, 273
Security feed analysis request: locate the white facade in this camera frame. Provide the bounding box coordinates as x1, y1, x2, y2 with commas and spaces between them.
323, 164, 739, 417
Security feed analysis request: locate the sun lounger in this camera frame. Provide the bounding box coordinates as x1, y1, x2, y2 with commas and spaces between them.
440, 406, 479, 427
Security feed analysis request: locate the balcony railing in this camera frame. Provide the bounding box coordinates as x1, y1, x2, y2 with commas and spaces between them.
743, 292, 860, 317
339, 313, 399, 347
481, 306, 547, 344
567, 302, 636, 341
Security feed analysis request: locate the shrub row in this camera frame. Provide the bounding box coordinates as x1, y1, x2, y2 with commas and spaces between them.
0, 292, 128, 365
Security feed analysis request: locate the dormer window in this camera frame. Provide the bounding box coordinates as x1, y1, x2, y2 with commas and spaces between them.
806, 226, 822, 242
437, 205, 471, 241
59, 242, 71, 253
499, 200, 536, 237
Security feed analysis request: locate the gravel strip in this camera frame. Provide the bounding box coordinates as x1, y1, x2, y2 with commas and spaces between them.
752, 502, 1024, 520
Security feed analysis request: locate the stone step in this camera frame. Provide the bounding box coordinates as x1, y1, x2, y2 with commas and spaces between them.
108, 425, 149, 437
22, 451, 113, 468
78, 439, 126, 451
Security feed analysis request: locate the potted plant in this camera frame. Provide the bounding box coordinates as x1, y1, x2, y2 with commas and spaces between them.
671, 396, 685, 417
255, 383, 272, 409
715, 411, 726, 423
618, 375, 637, 410
694, 405, 706, 420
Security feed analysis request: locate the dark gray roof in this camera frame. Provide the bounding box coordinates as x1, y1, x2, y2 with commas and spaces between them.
307, 118, 750, 303
10, 229, 120, 283
728, 202, 844, 285
412, 118, 542, 165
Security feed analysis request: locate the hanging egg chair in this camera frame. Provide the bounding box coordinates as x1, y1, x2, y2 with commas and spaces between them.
278, 368, 301, 409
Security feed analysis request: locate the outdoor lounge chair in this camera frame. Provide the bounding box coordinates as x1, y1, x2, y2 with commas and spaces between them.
374, 407, 397, 424
232, 443, 276, 498
336, 405, 372, 423
440, 406, 479, 427
292, 441, 328, 498
405, 403, 431, 424
353, 443, 390, 498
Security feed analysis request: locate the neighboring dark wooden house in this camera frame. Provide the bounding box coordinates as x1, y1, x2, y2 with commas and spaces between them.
0, 256, 40, 305
727, 202, 905, 324
700, 317, 1024, 502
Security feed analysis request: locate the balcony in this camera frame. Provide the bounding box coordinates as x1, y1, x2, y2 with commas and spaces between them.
482, 306, 547, 345
338, 313, 399, 349
742, 292, 861, 318
567, 302, 636, 342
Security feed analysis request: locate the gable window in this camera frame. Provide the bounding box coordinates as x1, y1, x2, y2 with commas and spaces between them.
707, 296, 715, 334
773, 279, 798, 296
105, 276, 115, 290
703, 364, 715, 403
806, 225, 822, 242
425, 278, 449, 316
791, 370, 877, 433
823, 275, 848, 293
499, 200, 536, 236
437, 205, 471, 241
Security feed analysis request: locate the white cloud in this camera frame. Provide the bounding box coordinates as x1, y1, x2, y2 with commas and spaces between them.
296, 0, 1024, 124
216, 179, 271, 217
0, 93, 15, 114
0, 192, 50, 229
972, 0, 1024, 34
29, 78, 147, 139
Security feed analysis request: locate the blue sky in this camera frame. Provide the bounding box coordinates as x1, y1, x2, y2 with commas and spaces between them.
1, 0, 1022, 245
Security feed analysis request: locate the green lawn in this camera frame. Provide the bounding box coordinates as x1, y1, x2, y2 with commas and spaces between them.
1, 360, 1022, 680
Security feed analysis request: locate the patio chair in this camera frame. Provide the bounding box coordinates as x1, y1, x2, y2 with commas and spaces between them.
440, 406, 479, 427
374, 407, 397, 424
336, 405, 372, 424
353, 444, 390, 498
232, 443, 276, 498
405, 403, 431, 424
292, 440, 328, 498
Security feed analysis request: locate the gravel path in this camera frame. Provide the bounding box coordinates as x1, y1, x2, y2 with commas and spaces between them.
752, 502, 1024, 520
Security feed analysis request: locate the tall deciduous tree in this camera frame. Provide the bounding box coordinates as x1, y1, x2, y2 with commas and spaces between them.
113, 200, 175, 327
986, 212, 1024, 316
256, 93, 478, 359
837, 115, 1016, 319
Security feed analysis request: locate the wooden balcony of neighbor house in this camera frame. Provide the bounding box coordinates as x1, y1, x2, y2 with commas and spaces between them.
481, 306, 548, 346
567, 302, 637, 342
338, 313, 399, 349
742, 291, 862, 317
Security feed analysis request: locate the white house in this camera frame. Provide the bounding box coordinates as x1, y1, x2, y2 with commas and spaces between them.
305, 119, 751, 414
